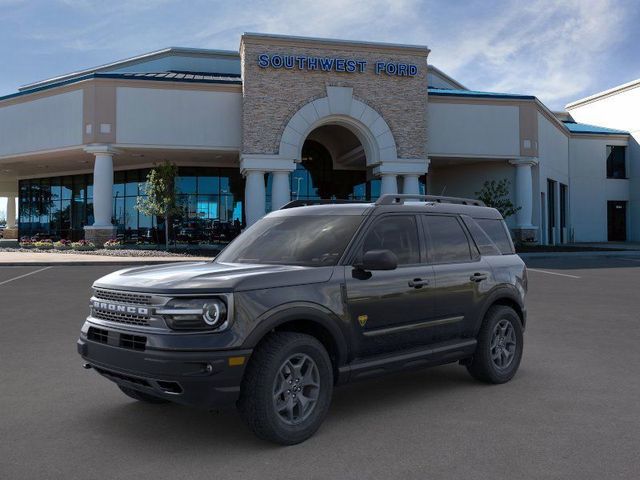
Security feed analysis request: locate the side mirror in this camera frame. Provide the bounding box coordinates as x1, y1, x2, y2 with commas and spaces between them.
359, 249, 398, 271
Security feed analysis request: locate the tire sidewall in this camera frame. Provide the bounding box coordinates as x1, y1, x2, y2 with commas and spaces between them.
477, 307, 524, 383
253, 335, 333, 444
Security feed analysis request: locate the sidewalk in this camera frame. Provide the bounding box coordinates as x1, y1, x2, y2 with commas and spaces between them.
0, 251, 211, 266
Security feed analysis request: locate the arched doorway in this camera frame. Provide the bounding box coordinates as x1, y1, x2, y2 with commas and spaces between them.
267, 123, 382, 210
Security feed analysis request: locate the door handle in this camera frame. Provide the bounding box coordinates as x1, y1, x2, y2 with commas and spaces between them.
470, 272, 488, 282
408, 278, 429, 288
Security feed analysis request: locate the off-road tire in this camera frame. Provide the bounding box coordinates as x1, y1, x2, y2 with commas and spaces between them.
118, 385, 170, 404
238, 332, 333, 445
466, 305, 523, 384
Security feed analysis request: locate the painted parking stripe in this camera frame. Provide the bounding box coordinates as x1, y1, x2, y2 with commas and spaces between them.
0, 266, 52, 286
527, 268, 580, 279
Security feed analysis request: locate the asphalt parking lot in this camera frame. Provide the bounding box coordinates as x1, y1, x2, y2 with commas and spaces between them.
1, 257, 639, 480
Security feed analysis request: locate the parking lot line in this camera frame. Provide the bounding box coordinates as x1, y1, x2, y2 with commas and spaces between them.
527, 268, 581, 279
0, 266, 52, 287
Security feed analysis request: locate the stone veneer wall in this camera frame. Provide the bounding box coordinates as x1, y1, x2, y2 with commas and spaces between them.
240, 36, 429, 160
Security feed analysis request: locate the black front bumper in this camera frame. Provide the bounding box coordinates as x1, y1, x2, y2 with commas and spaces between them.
77, 334, 251, 409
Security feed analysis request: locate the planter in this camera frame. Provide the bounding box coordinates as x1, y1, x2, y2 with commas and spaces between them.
136, 244, 159, 250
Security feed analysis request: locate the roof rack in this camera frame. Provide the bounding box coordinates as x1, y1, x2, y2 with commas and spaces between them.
375, 194, 486, 207
280, 199, 371, 209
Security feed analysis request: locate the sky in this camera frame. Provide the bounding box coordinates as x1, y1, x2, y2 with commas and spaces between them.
1, 0, 638, 220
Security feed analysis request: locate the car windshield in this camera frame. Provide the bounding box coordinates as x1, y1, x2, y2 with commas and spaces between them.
215, 215, 364, 266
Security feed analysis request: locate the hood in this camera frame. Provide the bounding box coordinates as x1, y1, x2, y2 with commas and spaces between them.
93, 261, 335, 294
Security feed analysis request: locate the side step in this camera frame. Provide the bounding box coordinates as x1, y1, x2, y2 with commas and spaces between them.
338, 338, 477, 383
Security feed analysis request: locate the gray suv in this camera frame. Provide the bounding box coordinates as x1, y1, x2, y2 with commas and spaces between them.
77, 194, 527, 444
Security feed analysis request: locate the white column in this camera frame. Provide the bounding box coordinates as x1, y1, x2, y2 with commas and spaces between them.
509, 158, 538, 228
6, 195, 16, 228
401, 174, 420, 195
271, 171, 291, 210
91, 152, 115, 227
244, 170, 266, 227
380, 174, 398, 195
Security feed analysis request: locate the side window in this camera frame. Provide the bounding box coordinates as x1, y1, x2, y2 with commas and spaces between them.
462, 216, 501, 256
475, 218, 515, 254
423, 215, 472, 263
361, 215, 420, 265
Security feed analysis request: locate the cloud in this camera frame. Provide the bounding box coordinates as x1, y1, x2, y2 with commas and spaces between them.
1, 0, 637, 109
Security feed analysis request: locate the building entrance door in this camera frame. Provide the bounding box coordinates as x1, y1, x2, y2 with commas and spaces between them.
607, 201, 627, 241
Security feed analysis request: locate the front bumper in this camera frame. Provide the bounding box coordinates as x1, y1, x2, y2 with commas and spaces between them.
77, 329, 251, 409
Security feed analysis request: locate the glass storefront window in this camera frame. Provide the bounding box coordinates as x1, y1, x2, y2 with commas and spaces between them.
19, 167, 244, 244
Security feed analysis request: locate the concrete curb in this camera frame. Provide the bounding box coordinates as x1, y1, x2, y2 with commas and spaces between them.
0, 260, 207, 267
519, 250, 640, 259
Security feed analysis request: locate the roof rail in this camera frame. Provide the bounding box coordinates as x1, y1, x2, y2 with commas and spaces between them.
375, 194, 486, 207
280, 199, 371, 209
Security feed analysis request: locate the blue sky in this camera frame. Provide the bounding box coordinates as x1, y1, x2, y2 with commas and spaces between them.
1, 0, 639, 216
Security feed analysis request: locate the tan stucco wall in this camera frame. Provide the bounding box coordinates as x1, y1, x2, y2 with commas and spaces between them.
240, 35, 429, 159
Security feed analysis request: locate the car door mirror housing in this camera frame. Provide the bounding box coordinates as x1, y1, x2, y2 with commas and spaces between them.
359, 249, 398, 271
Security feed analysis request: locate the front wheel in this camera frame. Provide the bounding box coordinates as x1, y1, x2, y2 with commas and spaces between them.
238, 332, 334, 445
466, 305, 523, 384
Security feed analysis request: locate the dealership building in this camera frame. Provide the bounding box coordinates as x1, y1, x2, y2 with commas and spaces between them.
0, 33, 636, 245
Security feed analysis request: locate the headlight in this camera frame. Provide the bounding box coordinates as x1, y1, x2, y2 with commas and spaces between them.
157, 298, 228, 331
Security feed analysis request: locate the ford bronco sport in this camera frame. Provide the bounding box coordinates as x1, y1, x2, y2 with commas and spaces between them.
78, 194, 527, 444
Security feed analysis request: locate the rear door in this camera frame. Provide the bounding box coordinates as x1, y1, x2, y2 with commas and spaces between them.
421, 214, 493, 341
344, 214, 436, 357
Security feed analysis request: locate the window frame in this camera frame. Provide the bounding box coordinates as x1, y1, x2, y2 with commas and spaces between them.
606, 145, 627, 180
421, 213, 480, 265
344, 213, 426, 267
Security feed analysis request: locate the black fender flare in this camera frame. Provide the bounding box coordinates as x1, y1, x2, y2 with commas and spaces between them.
241, 302, 350, 367
474, 286, 525, 336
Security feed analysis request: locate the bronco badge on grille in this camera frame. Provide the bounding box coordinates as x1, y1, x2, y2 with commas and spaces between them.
91, 300, 150, 316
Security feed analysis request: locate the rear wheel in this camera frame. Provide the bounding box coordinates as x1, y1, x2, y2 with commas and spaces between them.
466, 305, 523, 384
238, 332, 333, 445
118, 385, 169, 404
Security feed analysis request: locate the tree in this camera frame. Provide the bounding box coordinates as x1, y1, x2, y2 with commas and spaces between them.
136, 161, 181, 250
475, 179, 521, 219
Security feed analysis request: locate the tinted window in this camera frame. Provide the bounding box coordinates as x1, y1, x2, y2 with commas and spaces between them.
462, 217, 501, 256
216, 215, 363, 266
361, 216, 420, 265
475, 218, 515, 254
423, 215, 472, 263
606, 146, 626, 179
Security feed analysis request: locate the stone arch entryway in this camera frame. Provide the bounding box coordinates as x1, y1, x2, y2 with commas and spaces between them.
240, 86, 429, 225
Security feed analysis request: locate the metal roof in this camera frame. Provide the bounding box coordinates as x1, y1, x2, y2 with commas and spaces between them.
0, 71, 242, 103
428, 87, 535, 100
562, 121, 629, 135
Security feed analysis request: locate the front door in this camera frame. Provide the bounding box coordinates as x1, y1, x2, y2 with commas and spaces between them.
608, 201, 627, 241
344, 214, 436, 357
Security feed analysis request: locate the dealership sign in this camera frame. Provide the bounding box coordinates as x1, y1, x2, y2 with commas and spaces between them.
258, 53, 418, 77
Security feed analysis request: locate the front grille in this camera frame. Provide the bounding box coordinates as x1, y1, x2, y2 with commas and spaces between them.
120, 333, 146, 351
94, 289, 152, 305
87, 327, 109, 344
92, 309, 151, 326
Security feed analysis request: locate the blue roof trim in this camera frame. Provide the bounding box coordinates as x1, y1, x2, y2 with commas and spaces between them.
562, 121, 628, 135
428, 87, 535, 100
0, 72, 242, 102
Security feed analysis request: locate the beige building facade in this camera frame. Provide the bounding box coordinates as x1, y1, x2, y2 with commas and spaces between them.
0, 33, 633, 246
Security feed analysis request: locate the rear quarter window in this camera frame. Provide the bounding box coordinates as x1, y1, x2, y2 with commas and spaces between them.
475, 218, 515, 254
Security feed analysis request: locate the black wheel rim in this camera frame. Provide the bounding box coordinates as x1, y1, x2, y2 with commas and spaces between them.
272, 353, 320, 425
491, 319, 517, 370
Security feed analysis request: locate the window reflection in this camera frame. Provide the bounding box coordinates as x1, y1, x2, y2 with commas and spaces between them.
18, 167, 245, 244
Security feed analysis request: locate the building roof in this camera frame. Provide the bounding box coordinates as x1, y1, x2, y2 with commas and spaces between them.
562, 121, 629, 135
428, 87, 535, 100
566, 78, 640, 109
0, 71, 242, 103
19, 47, 240, 92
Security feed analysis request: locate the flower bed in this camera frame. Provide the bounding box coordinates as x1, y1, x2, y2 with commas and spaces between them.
54, 239, 72, 251
103, 239, 124, 250
71, 240, 96, 251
